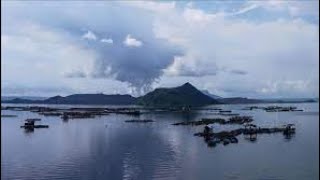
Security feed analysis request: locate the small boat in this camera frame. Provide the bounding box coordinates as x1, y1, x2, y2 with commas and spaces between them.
283, 124, 295, 135
219, 110, 232, 113
125, 119, 154, 123
20, 119, 49, 129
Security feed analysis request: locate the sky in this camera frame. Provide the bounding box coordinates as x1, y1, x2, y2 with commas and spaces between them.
1, 0, 319, 98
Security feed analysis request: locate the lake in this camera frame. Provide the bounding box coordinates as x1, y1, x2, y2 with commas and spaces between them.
1, 103, 319, 180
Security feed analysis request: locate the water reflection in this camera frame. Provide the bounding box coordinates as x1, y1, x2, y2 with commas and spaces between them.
1, 103, 319, 180
244, 133, 257, 142
23, 127, 34, 134
62, 118, 69, 123
84, 125, 181, 179
284, 132, 295, 141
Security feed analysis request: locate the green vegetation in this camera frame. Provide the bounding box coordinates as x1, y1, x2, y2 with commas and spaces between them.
137, 82, 218, 107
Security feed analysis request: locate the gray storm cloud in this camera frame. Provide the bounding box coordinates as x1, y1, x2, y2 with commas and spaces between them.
4, 2, 184, 95
65, 4, 183, 95
230, 69, 248, 75
87, 35, 182, 95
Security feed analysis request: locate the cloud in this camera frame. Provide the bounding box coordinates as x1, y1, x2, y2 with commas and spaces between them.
247, 1, 319, 18
231, 4, 258, 15
2, 2, 181, 95
154, 4, 318, 97
2, 1, 319, 98
64, 71, 87, 78
100, 38, 113, 44
230, 69, 247, 75
258, 80, 317, 98
122, 1, 175, 13
123, 34, 143, 47
92, 37, 181, 95
82, 30, 97, 41
2, 22, 96, 93
1, 85, 75, 97
164, 56, 218, 77
182, 8, 223, 25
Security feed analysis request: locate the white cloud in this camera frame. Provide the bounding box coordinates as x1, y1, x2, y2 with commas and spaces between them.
122, 1, 175, 13
123, 34, 143, 47
100, 38, 113, 44
247, 1, 319, 18
82, 30, 97, 41
183, 7, 222, 24
154, 5, 318, 97
2, 23, 97, 95
164, 55, 218, 77
1, 35, 9, 47
258, 80, 316, 97
232, 4, 258, 15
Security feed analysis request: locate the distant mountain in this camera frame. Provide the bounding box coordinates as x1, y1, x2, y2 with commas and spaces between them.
2, 98, 41, 104
45, 94, 137, 105
2, 85, 318, 106
2, 94, 136, 105
217, 97, 264, 104
217, 97, 317, 104
137, 82, 219, 107
1, 96, 47, 101
201, 90, 222, 99
260, 98, 317, 103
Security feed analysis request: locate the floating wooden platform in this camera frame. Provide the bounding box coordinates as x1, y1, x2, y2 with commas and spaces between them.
20, 125, 49, 128
125, 119, 154, 123
194, 124, 295, 147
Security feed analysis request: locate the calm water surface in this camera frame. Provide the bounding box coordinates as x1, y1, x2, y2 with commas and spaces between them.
1, 103, 319, 180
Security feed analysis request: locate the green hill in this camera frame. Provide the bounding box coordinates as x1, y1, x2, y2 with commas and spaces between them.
137, 82, 219, 107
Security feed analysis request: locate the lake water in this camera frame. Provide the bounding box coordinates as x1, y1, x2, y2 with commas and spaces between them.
1, 103, 319, 180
